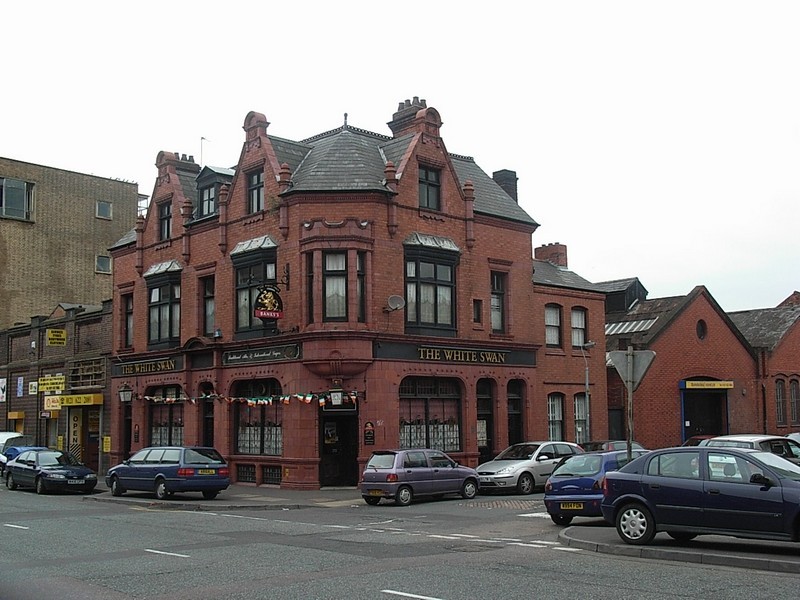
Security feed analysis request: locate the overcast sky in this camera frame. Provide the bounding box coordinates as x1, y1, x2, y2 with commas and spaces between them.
3, 2, 798, 312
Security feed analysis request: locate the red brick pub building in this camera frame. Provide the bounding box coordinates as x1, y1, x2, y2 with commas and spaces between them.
110, 97, 565, 489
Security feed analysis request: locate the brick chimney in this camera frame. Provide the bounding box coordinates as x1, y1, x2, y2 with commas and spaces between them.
493, 169, 518, 203
388, 96, 441, 138
534, 242, 568, 267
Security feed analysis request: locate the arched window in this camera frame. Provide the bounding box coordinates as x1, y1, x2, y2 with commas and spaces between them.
548, 393, 565, 441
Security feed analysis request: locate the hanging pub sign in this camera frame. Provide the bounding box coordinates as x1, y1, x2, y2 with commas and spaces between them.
254, 284, 284, 320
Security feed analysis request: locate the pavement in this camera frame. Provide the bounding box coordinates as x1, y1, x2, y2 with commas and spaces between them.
84, 484, 800, 573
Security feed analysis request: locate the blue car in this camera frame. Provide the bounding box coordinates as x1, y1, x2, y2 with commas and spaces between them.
105, 446, 230, 500
5, 449, 98, 494
544, 450, 648, 525
0, 445, 47, 476
601, 446, 800, 545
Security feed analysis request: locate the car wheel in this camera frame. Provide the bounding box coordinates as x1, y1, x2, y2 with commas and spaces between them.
667, 532, 697, 542
616, 503, 656, 545
154, 478, 170, 500
363, 496, 381, 506
516, 472, 535, 495
461, 479, 478, 499
551, 514, 573, 526
110, 476, 125, 497
36, 477, 47, 495
202, 490, 218, 500
6, 473, 17, 490
395, 485, 413, 506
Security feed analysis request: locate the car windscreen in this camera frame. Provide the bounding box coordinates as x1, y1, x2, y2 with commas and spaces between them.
184, 448, 225, 464
39, 451, 80, 467
366, 453, 396, 469
496, 444, 539, 460
751, 451, 800, 480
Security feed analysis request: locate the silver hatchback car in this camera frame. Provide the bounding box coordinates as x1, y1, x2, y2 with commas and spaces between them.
360, 449, 479, 506
477, 441, 585, 494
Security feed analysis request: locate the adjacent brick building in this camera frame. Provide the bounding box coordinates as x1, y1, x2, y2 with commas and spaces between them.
0, 302, 115, 474
0, 157, 141, 329
602, 282, 761, 448
532, 243, 608, 445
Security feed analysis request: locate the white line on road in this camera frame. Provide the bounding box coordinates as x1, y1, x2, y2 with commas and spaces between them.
144, 549, 190, 558
3, 524, 29, 530
518, 512, 550, 518
382, 590, 445, 600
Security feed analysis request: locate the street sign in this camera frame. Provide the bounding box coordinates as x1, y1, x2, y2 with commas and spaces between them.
608, 350, 656, 391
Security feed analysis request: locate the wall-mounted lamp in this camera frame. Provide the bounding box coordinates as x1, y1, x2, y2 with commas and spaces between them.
213, 328, 223, 339
119, 383, 133, 403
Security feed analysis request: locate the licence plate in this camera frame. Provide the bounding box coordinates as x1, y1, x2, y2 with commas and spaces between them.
67, 479, 82, 484
560, 502, 584, 510
368, 489, 383, 496
198, 469, 216, 475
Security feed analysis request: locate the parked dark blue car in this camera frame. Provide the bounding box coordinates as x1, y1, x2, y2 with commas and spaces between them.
105, 446, 230, 500
5, 449, 97, 494
601, 446, 800, 545
544, 449, 648, 525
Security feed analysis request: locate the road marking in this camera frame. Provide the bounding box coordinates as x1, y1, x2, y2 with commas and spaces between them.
508, 542, 547, 548
553, 546, 582, 552
382, 590, 444, 600
518, 512, 550, 518
3, 524, 29, 530
427, 534, 461, 540
144, 549, 190, 558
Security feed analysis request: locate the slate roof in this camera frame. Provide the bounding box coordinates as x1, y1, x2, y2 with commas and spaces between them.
533, 259, 603, 293
604, 285, 755, 356
595, 278, 642, 293
728, 306, 800, 350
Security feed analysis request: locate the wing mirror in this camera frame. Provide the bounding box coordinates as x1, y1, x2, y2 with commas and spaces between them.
750, 473, 773, 487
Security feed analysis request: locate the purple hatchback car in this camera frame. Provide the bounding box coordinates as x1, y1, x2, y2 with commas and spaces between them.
360, 449, 479, 506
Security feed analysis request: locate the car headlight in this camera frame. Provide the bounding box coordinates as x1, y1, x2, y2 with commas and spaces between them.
85, 474, 97, 479
495, 466, 518, 475
47, 473, 67, 479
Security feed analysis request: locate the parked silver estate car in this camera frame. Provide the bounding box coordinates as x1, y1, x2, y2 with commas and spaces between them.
477, 441, 584, 494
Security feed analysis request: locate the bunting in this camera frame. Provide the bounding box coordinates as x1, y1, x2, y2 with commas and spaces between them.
140, 390, 361, 406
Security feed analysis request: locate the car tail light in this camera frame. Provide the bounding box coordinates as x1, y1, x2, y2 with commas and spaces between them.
602, 477, 609, 496
177, 468, 195, 477
544, 481, 552, 492
593, 477, 603, 491
218, 467, 229, 477
386, 473, 398, 483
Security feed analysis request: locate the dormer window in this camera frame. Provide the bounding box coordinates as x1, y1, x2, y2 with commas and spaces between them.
419, 166, 440, 210
198, 185, 216, 218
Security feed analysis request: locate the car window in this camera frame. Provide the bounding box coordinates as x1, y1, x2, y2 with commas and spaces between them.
146, 449, 166, 464
17, 451, 32, 462
786, 440, 800, 459
428, 451, 452, 468
554, 443, 576, 458
498, 444, 538, 460
366, 453, 396, 469
129, 449, 150, 464
708, 439, 751, 449
707, 452, 750, 482
554, 454, 602, 476
538, 444, 555, 459
647, 451, 699, 479
184, 448, 225, 464
162, 449, 181, 464
403, 451, 427, 468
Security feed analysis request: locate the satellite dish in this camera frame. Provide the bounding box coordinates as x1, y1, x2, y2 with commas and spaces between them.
385, 295, 406, 312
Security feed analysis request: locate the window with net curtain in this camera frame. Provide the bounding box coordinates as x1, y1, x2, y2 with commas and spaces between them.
545, 304, 562, 346
548, 393, 564, 440
571, 307, 587, 347
324, 252, 347, 320
574, 393, 588, 445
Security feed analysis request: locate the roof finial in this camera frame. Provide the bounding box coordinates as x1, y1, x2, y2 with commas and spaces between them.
343, 112, 348, 128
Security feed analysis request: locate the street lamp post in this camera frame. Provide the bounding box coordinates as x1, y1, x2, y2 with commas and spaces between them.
580, 341, 596, 443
